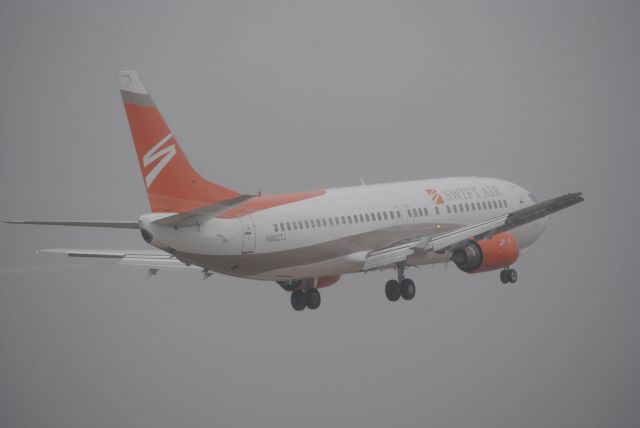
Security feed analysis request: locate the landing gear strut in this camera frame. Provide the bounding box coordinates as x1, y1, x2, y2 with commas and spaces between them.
290, 288, 321, 311
385, 264, 416, 302
500, 268, 518, 284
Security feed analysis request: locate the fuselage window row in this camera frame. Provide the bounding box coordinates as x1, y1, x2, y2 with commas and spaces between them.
272, 198, 510, 232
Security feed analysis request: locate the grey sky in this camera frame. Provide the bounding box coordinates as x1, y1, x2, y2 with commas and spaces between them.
1, 1, 639, 427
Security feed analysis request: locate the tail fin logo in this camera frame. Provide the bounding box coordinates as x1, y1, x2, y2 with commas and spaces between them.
425, 188, 445, 205
143, 133, 176, 189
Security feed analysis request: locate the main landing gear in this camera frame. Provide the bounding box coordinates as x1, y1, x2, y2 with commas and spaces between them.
385, 264, 416, 302
500, 268, 518, 284
290, 288, 321, 311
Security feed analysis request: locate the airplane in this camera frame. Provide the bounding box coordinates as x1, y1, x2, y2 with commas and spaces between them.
3, 71, 584, 311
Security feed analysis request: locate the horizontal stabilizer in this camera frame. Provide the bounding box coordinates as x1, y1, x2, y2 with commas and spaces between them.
39, 248, 196, 269
4, 220, 139, 229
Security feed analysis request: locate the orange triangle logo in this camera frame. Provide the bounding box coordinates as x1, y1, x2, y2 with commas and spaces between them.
425, 188, 444, 205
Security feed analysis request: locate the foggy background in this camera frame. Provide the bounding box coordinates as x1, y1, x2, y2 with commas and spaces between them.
1, 1, 639, 427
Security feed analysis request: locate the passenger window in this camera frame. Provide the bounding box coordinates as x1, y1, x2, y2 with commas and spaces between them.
328, 218, 334, 226
304, 220, 309, 228
389, 211, 394, 220
365, 214, 370, 222
298, 221, 303, 229
465, 203, 469, 211
396, 210, 401, 218
322, 219, 327, 227
342, 216, 346, 224
377, 212, 382, 221
459, 204, 464, 212
293, 222, 298, 230
424, 207, 429, 216
504, 199, 508, 207
280, 222, 285, 231
348, 215, 353, 224
369, 213, 375, 221
413, 208, 419, 217
407, 209, 412, 218
286, 222, 291, 231
274, 224, 278, 232
446, 205, 451, 213
334, 217, 339, 225
435, 206, 439, 215
310, 219, 316, 228
493, 200, 498, 209
383, 211, 388, 220
482, 201, 487, 209
453, 205, 458, 213
354, 215, 359, 224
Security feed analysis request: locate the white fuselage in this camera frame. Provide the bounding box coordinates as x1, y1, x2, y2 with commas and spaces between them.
140, 177, 547, 281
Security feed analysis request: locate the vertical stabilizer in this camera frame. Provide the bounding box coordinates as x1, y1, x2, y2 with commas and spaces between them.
118, 71, 242, 213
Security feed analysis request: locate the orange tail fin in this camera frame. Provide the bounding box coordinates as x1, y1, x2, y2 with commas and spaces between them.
118, 71, 242, 213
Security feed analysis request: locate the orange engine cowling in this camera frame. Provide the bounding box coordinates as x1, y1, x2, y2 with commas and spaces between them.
452, 232, 519, 273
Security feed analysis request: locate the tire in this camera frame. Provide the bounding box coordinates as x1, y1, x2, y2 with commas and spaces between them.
290, 291, 306, 311
305, 289, 321, 310
400, 278, 416, 300
385, 280, 401, 302
507, 269, 518, 283
500, 270, 509, 284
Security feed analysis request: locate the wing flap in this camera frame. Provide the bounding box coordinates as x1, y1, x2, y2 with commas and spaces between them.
362, 239, 420, 272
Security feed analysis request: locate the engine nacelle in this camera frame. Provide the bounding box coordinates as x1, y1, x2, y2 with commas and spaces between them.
451, 232, 519, 273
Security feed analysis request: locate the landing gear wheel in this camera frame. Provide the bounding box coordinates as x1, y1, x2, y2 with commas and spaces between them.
400, 278, 416, 300
507, 269, 518, 283
500, 270, 509, 284
385, 280, 401, 302
305, 288, 321, 310
291, 290, 306, 311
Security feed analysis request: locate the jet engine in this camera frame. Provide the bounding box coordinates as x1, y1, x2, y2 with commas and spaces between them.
451, 232, 519, 273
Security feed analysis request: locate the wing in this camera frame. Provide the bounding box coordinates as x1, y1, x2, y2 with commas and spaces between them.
39, 249, 196, 269
363, 192, 584, 272
4, 220, 139, 229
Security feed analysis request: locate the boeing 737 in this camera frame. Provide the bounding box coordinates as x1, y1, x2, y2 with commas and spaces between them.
4, 71, 584, 311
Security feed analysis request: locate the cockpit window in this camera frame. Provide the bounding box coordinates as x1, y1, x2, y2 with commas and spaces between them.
529, 193, 537, 203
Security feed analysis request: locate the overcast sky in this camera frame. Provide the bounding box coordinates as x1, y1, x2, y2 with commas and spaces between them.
1, 1, 639, 427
